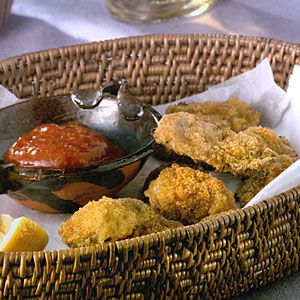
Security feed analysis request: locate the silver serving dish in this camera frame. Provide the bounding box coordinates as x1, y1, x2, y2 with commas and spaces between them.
0, 82, 161, 213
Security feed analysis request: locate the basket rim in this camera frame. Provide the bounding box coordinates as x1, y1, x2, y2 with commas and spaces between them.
0, 33, 300, 259
0, 33, 300, 65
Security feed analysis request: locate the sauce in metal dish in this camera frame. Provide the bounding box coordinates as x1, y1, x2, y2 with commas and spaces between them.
4, 122, 125, 169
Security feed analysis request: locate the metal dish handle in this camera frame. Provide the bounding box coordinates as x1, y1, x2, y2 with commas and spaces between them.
0, 161, 13, 194
71, 80, 146, 121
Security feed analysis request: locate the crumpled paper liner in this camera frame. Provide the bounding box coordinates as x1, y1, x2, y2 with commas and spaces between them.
0, 58, 299, 249
0, 85, 19, 108
246, 64, 300, 206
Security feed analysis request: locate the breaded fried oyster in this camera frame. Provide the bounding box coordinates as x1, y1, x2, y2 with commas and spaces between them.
154, 112, 297, 205
154, 112, 297, 177
59, 196, 182, 247
235, 152, 296, 206
166, 98, 261, 132
144, 164, 236, 225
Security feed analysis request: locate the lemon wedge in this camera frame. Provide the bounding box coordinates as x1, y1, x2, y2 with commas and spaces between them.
0, 214, 49, 252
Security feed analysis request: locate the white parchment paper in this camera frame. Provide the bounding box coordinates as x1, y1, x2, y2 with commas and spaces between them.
0, 58, 299, 250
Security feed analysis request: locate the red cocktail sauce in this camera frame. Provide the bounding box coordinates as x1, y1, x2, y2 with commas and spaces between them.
4, 122, 125, 169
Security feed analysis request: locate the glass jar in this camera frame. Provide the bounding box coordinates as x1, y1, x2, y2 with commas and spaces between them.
107, 0, 218, 23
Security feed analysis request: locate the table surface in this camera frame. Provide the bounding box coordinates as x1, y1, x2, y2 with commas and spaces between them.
1, 0, 300, 299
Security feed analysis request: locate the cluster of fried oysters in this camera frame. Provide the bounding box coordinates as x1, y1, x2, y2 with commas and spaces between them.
59, 98, 297, 248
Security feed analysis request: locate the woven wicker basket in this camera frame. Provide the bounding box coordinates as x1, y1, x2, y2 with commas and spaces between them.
1, 34, 300, 299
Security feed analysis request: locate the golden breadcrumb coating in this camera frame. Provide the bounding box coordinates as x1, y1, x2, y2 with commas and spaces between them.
144, 164, 236, 225
154, 112, 297, 177
59, 196, 182, 247
234, 127, 297, 206
166, 98, 261, 132
236, 175, 271, 207
236, 153, 296, 206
